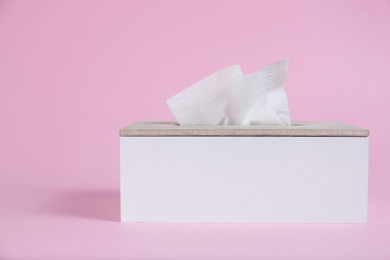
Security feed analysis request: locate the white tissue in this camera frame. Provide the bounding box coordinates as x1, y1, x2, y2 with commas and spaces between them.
167, 58, 291, 126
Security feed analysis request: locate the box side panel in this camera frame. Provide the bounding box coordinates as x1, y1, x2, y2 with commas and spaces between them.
120, 137, 368, 223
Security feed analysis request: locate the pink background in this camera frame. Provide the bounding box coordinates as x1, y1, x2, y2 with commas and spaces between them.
1, 0, 390, 259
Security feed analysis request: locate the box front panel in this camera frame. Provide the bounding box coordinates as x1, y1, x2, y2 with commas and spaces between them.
120, 137, 368, 223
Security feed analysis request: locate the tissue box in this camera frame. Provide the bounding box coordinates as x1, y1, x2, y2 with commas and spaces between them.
119, 121, 369, 223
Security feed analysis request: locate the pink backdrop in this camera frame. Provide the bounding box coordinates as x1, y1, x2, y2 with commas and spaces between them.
1, 0, 390, 259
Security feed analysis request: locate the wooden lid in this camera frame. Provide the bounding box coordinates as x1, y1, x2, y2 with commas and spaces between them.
119, 121, 369, 137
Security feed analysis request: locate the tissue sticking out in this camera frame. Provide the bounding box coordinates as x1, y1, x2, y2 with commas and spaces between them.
166, 58, 291, 126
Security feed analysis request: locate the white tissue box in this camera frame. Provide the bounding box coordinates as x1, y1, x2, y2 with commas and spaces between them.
119, 121, 369, 223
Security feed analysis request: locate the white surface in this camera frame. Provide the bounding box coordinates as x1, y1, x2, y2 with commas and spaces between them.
120, 136, 368, 223
166, 59, 290, 126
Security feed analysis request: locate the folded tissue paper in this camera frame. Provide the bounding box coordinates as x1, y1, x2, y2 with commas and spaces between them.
167, 58, 291, 126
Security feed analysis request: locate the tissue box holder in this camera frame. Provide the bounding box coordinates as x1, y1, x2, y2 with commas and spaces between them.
120, 121, 369, 223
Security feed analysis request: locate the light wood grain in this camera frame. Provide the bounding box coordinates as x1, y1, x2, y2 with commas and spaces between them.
119, 121, 369, 137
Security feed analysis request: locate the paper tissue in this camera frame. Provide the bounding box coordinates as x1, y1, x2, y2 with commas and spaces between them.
167, 58, 291, 126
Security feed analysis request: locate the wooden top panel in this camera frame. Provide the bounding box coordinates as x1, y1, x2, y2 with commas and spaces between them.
119, 121, 369, 137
